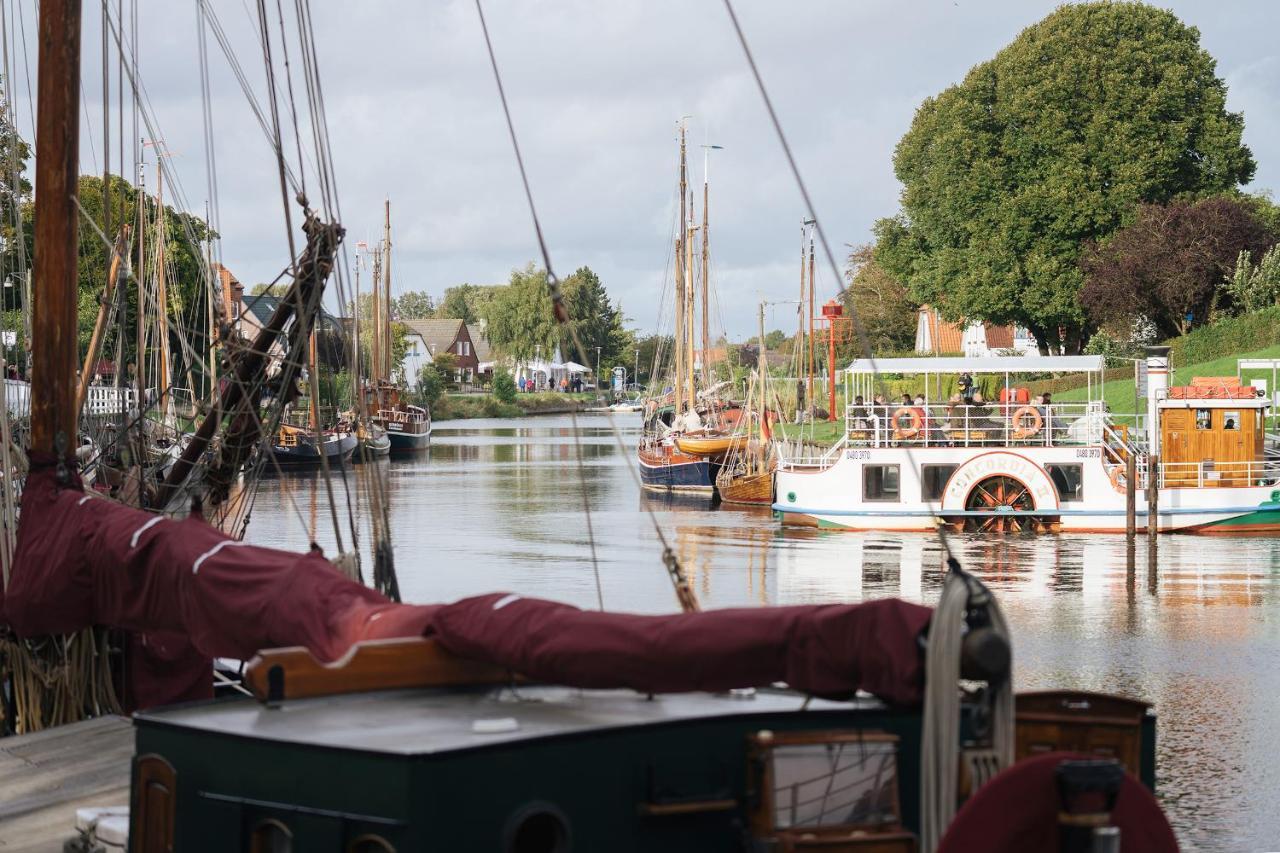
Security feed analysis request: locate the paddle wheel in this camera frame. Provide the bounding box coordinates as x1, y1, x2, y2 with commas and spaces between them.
956, 475, 1050, 534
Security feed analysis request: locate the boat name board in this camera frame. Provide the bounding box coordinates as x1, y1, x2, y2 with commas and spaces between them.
940, 451, 1060, 512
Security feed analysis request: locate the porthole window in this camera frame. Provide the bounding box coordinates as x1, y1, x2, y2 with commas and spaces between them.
250, 818, 292, 853
504, 803, 571, 853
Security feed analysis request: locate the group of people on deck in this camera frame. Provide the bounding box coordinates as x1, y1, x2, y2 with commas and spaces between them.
848, 378, 1063, 444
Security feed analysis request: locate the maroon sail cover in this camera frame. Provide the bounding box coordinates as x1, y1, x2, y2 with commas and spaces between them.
3, 460, 931, 708
429, 593, 931, 705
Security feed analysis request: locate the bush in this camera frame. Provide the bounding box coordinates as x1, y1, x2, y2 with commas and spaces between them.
492, 369, 516, 403
1167, 304, 1280, 368
416, 364, 444, 407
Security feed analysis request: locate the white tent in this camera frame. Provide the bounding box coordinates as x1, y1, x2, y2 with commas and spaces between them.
562, 361, 590, 374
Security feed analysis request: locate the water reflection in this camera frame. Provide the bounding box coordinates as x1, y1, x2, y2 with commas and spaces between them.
242, 414, 1280, 850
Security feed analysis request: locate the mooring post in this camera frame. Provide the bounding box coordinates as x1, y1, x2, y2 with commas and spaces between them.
1125, 452, 1137, 539
1146, 452, 1159, 539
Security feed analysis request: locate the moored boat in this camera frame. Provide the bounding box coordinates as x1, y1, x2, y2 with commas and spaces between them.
355, 420, 391, 458
774, 351, 1280, 533
270, 424, 356, 467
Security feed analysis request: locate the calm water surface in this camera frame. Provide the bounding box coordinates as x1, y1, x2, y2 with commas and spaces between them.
244, 414, 1280, 852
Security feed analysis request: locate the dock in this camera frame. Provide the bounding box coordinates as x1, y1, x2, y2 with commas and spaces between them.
0, 716, 133, 852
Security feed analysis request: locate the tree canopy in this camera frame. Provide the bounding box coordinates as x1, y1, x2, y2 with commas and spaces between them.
1080, 196, 1276, 336
435, 283, 498, 324
393, 289, 435, 320
482, 264, 630, 370
879, 1, 1255, 353
841, 243, 916, 356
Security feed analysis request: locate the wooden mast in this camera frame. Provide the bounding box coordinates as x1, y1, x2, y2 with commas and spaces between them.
370, 249, 382, 385
76, 225, 130, 415
685, 211, 695, 410
806, 224, 815, 414
31, 0, 82, 459
351, 255, 361, 412
155, 158, 172, 422
796, 223, 805, 416
674, 123, 687, 416
383, 199, 392, 381
135, 163, 147, 430
700, 158, 709, 388
756, 298, 766, 474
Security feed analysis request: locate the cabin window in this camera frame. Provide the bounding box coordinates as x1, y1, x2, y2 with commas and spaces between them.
1223, 411, 1240, 430
250, 819, 293, 853
863, 465, 900, 502
921, 464, 957, 501
1195, 409, 1212, 430
1045, 463, 1083, 502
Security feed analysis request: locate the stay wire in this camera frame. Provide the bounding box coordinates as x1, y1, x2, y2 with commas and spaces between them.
474, 0, 604, 610
720, 0, 957, 562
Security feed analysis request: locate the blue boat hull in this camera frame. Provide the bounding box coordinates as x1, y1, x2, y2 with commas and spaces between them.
638, 452, 715, 492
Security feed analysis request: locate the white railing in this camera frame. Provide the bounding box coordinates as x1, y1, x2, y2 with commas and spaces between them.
842, 401, 1101, 448
776, 435, 847, 471
1155, 460, 1280, 489
4, 380, 142, 418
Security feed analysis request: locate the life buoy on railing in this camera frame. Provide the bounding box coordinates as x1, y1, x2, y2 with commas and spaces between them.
1109, 465, 1127, 493
892, 407, 923, 440
1010, 406, 1043, 440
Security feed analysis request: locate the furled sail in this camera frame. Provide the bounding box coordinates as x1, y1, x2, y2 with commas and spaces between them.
4, 458, 931, 709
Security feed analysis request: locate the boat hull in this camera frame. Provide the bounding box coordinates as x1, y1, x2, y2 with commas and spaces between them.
674, 434, 747, 458
385, 427, 431, 451
773, 446, 1280, 534
638, 446, 715, 492
357, 435, 391, 458
716, 468, 775, 505
270, 433, 357, 468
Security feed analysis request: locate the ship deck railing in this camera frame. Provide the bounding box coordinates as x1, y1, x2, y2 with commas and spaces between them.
840, 401, 1103, 449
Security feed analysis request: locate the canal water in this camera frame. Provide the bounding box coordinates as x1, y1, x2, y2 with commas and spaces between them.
244, 413, 1280, 851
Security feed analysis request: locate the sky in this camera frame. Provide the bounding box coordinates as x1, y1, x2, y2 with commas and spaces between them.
12, 0, 1279, 341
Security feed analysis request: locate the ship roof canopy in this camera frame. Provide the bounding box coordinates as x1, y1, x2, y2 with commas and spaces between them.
844, 355, 1105, 375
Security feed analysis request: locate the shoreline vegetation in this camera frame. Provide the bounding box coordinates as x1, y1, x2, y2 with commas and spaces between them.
432, 391, 596, 421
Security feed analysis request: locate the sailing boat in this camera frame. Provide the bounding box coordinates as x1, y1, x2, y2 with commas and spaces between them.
368, 200, 431, 451
349, 248, 390, 459
716, 301, 777, 505
637, 122, 731, 492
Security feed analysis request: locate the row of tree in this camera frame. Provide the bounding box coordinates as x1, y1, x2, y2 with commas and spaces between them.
843, 2, 1278, 356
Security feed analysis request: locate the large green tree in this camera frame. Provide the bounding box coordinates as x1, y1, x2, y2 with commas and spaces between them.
481, 265, 558, 363
880, 1, 1255, 354
561, 266, 630, 371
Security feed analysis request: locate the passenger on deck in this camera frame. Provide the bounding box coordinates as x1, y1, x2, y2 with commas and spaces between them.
851, 395, 868, 430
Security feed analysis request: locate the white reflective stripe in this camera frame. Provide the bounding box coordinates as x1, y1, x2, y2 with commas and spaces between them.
192, 539, 251, 575
77, 495, 91, 505
492, 593, 521, 610
129, 516, 165, 548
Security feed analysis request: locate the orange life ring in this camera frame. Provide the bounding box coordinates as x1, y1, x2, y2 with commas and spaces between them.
1011, 406, 1043, 439
1109, 465, 1127, 493
892, 407, 923, 439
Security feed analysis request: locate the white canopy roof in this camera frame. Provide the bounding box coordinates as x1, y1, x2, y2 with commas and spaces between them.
844, 355, 1105, 375
562, 361, 590, 373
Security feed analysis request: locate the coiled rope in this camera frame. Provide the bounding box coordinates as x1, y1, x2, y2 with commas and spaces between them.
920, 564, 1014, 852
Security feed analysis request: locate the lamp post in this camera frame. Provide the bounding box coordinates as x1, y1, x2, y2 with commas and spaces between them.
594, 346, 602, 392
634, 348, 640, 390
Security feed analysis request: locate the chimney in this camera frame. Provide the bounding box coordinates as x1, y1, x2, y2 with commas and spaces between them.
1145, 345, 1170, 454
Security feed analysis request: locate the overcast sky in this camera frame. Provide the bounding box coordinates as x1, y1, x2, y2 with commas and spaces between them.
20, 1, 1277, 340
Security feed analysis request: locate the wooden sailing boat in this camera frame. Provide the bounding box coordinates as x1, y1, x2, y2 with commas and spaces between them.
368, 199, 431, 451
638, 121, 721, 491
348, 250, 390, 459
716, 301, 777, 505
